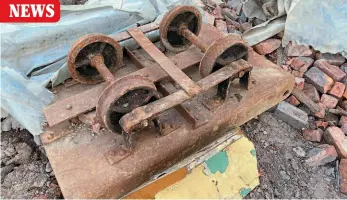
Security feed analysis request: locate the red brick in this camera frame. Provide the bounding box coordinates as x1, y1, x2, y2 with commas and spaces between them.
314, 103, 326, 119
315, 120, 328, 130
315, 52, 346, 66
253, 39, 281, 55
211, 6, 223, 20
291, 70, 304, 78
285, 42, 312, 57
343, 87, 347, 99
340, 116, 347, 135
304, 67, 334, 93
329, 82, 345, 98
302, 129, 323, 142
305, 144, 337, 166
324, 126, 347, 158
215, 20, 227, 33
295, 77, 305, 90
314, 59, 346, 82
303, 84, 320, 103
321, 94, 338, 109
290, 57, 314, 72
340, 100, 347, 110
340, 159, 347, 194
286, 95, 300, 106
286, 58, 293, 65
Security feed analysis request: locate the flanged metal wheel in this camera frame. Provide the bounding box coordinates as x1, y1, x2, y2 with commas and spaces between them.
68, 34, 123, 84
160, 5, 202, 52
96, 75, 159, 134
199, 34, 249, 78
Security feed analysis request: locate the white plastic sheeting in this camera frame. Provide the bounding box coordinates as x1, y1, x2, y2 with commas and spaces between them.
0, 0, 203, 136
282, 0, 347, 57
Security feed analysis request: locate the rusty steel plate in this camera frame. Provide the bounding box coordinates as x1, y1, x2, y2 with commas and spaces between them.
68, 34, 123, 84
42, 24, 295, 199
96, 75, 159, 133
160, 5, 202, 52
199, 34, 249, 78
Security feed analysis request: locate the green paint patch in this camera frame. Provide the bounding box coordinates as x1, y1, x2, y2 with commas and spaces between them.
240, 187, 252, 197
250, 149, 256, 157
205, 151, 229, 174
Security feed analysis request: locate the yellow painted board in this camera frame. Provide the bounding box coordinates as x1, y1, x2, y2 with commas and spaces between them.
155, 136, 259, 199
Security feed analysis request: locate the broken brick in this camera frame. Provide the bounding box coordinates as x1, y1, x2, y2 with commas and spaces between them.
304, 67, 334, 93
295, 77, 305, 90
341, 63, 347, 74
253, 39, 281, 55
302, 129, 323, 142
211, 6, 223, 20
273, 101, 308, 130
340, 116, 347, 135
215, 20, 228, 33
329, 82, 346, 98
285, 43, 312, 57
340, 159, 347, 194
291, 70, 304, 78
315, 52, 346, 66
314, 59, 346, 82
290, 57, 314, 72
321, 94, 338, 109
305, 144, 337, 166
286, 95, 300, 106
324, 126, 347, 158
240, 22, 252, 32
343, 87, 347, 99
314, 103, 326, 119
340, 100, 347, 110
303, 84, 320, 103
315, 120, 329, 130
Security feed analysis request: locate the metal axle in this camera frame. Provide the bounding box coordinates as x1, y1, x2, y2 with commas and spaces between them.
179, 25, 209, 52
90, 55, 116, 83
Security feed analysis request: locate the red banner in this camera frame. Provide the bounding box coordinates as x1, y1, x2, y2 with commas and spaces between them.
0, 0, 60, 23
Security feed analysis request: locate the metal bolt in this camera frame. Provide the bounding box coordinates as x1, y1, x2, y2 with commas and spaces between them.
238, 71, 245, 78
65, 104, 72, 110
141, 120, 148, 127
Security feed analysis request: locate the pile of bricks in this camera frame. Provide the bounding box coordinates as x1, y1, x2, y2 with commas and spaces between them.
203, 0, 347, 194
203, 0, 258, 36
269, 42, 347, 194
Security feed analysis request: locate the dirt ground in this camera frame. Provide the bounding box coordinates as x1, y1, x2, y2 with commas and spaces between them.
1, 112, 346, 199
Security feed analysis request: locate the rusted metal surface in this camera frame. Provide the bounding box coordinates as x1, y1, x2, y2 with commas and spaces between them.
96, 75, 159, 133
157, 81, 210, 129
180, 26, 208, 52
90, 55, 116, 83
199, 34, 248, 78
111, 22, 159, 43
67, 34, 123, 84
43, 62, 294, 199
43, 24, 218, 128
128, 28, 202, 96
120, 59, 252, 134
159, 5, 202, 52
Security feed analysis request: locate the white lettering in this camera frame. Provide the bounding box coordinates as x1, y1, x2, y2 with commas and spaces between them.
31, 4, 45, 17
21, 4, 30, 17
45, 4, 54, 18
9, 4, 20, 17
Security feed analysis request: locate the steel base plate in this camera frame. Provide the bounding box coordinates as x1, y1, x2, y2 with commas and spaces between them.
42, 24, 294, 198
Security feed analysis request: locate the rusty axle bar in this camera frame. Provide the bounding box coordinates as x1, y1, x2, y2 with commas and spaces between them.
90, 55, 116, 83
180, 26, 209, 52
120, 59, 252, 134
